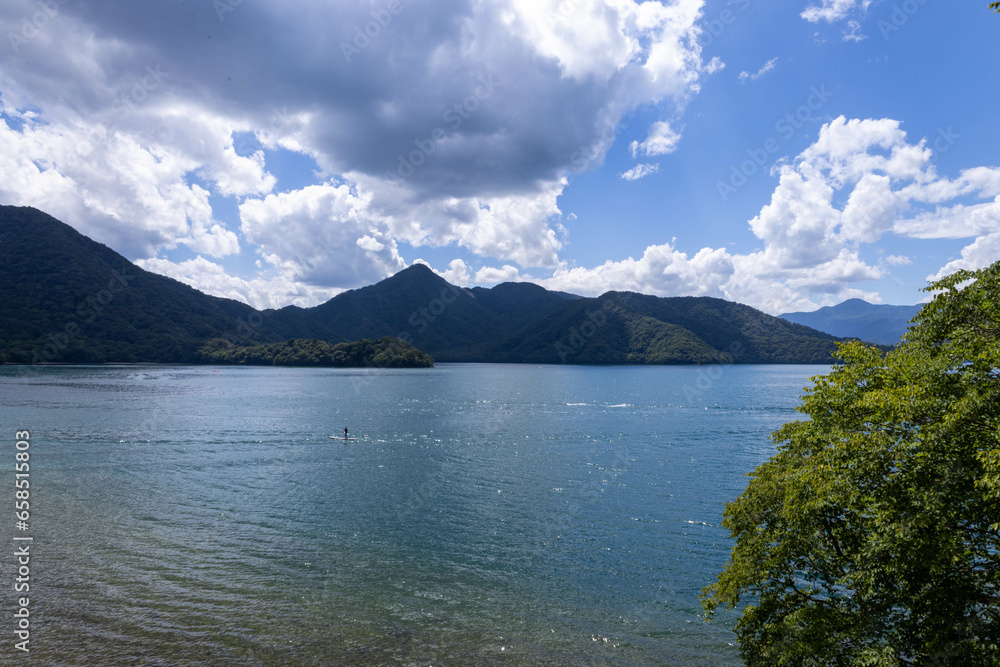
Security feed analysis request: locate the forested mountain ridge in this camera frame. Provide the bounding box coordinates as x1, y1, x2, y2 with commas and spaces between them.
0, 206, 294, 363
1, 206, 848, 365
779, 298, 921, 345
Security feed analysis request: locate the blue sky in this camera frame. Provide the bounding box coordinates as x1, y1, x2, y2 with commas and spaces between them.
1, 0, 997, 313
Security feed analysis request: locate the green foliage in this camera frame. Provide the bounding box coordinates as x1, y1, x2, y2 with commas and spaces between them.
486, 292, 840, 365
992, 2, 999, 13
0, 206, 296, 364
197, 337, 434, 368
702, 262, 1000, 665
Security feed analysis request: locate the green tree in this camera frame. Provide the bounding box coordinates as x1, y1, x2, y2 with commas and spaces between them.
992, 2, 999, 13
702, 262, 1000, 666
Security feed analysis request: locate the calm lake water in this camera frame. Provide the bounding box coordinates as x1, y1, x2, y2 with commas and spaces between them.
0, 363, 829, 666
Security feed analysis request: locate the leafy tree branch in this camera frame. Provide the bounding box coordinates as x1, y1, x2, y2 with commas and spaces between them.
703, 261, 1000, 665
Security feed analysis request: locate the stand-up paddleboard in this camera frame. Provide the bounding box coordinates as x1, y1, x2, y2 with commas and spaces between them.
330, 436, 357, 440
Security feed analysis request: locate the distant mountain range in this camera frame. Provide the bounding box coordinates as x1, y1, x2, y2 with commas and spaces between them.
779, 299, 921, 346
1, 206, 849, 365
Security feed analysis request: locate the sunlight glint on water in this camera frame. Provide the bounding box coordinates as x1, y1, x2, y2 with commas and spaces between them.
0, 363, 827, 665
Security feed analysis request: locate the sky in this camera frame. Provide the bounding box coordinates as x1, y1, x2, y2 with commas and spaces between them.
1, 0, 998, 314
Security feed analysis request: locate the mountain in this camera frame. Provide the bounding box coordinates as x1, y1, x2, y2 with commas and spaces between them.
1, 205, 846, 365
1, 207, 268, 363
300, 264, 501, 360
299, 266, 583, 361
779, 299, 922, 346
482, 291, 841, 365
289, 265, 841, 363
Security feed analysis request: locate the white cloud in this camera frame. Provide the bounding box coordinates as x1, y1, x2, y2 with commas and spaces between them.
704, 57, 726, 74
420, 258, 473, 286
0, 0, 712, 293
842, 19, 866, 42
893, 200, 1000, 240
135, 256, 339, 310
238, 184, 405, 288
358, 175, 568, 269
738, 58, 778, 84
0, 112, 241, 259
801, 0, 872, 24
621, 164, 661, 181
475, 264, 524, 284
542, 243, 735, 299
3, 2, 995, 316
630, 121, 682, 157
929, 231, 1000, 280
541, 116, 1000, 313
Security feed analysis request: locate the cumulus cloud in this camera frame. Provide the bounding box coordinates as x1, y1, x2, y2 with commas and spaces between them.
930, 231, 1000, 281
0, 0, 714, 301
135, 257, 339, 310
621, 164, 661, 181
542, 116, 1000, 313
418, 258, 473, 286
476, 264, 524, 284
630, 121, 682, 157
3, 1, 995, 315
238, 184, 406, 288
543, 243, 735, 298
0, 109, 242, 259
441, 259, 473, 286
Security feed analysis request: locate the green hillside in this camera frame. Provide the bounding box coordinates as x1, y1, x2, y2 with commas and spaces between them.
482, 292, 839, 365
0, 206, 278, 363
1, 205, 845, 366
301, 264, 504, 360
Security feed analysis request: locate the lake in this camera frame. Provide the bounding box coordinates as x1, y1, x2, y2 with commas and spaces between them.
0, 363, 829, 666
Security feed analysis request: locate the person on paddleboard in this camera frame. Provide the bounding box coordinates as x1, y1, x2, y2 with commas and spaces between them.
344, 427, 349, 439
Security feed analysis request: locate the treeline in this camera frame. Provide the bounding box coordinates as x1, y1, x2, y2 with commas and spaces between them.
197, 337, 434, 368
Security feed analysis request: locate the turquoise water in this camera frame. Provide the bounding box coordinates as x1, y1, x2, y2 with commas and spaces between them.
0, 363, 827, 665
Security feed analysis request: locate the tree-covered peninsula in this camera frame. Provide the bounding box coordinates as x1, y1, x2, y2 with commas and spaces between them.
197, 337, 434, 368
